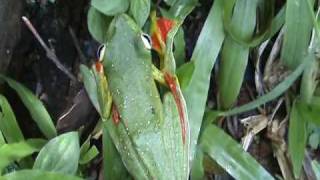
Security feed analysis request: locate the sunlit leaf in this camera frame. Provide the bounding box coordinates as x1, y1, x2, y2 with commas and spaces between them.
33, 132, 80, 175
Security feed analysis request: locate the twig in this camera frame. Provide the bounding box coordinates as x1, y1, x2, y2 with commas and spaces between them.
22, 16, 77, 81
68, 27, 87, 64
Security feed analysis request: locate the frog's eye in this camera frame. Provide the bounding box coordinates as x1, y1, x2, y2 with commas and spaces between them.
141, 33, 152, 50
97, 44, 106, 61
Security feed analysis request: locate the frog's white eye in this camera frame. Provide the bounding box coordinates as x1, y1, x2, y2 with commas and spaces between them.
141, 33, 152, 50
97, 44, 106, 61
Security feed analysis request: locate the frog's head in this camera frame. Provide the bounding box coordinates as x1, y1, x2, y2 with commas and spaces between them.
104, 14, 152, 63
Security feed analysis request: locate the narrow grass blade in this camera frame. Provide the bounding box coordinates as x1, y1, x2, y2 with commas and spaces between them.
222, 53, 312, 116
288, 100, 307, 179
33, 132, 80, 175
0, 75, 56, 139
200, 125, 274, 180
0, 95, 24, 143
182, 0, 225, 160
2, 170, 83, 180
0, 139, 45, 171
281, 0, 314, 68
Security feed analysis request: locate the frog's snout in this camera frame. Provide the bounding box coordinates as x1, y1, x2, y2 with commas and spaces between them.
141, 33, 152, 50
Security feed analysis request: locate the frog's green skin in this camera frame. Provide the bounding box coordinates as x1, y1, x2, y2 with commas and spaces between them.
102, 14, 189, 179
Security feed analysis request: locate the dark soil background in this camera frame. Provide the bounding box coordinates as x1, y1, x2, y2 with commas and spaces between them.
0, 0, 289, 179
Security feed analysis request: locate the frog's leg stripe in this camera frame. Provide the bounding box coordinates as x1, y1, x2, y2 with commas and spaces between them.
112, 104, 121, 125
164, 72, 186, 144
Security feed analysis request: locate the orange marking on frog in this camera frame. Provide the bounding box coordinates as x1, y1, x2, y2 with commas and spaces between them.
112, 104, 120, 125
95, 61, 104, 74
164, 73, 186, 144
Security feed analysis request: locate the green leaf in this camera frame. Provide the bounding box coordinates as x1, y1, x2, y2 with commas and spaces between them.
2, 170, 83, 180
164, 0, 178, 6
190, 148, 204, 180
312, 160, 320, 179
176, 61, 194, 90
0, 139, 45, 171
129, 0, 150, 27
200, 125, 274, 180
91, 0, 129, 16
0, 95, 24, 143
288, 100, 307, 179
222, 53, 313, 116
80, 65, 100, 114
0, 75, 56, 139
88, 7, 112, 43
174, 27, 186, 67
281, 0, 314, 68
182, 0, 225, 160
33, 132, 80, 175
0, 131, 5, 147
296, 98, 320, 126
218, 0, 258, 109
103, 122, 130, 180
79, 146, 99, 165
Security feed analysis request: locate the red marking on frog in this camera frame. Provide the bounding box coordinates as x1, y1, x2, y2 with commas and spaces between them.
95, 61, 104, 74
112, 104, 120, 125
151, 18, 175, 52
164, 73, 186, 144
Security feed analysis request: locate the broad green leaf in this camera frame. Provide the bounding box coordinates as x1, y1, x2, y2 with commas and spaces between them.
312, 160, 320, 179
80, 64, 100, 114
176, 61, 194, 90
2, 170, 83, 180
200, 125, 274, 180
91, 0, 129, 16
33, 132, 80, 175
281, 0, 314, 68
129, 0, 150, 27
190, 148, 204, 180
300, 54, 318, 103
0, 75, 56, 139
0, 95, 24, 143
174, 27, 186, 67
168, 0, 197, 19
182, 0, 225, 160
288, 100, 307, 179
103, 122, 130, 180
0, 139, 45, 171
88, 7, 112, 43
222, 53, 313, 116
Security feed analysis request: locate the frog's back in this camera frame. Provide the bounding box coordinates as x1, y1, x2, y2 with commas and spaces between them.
103, 14, 163, 135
